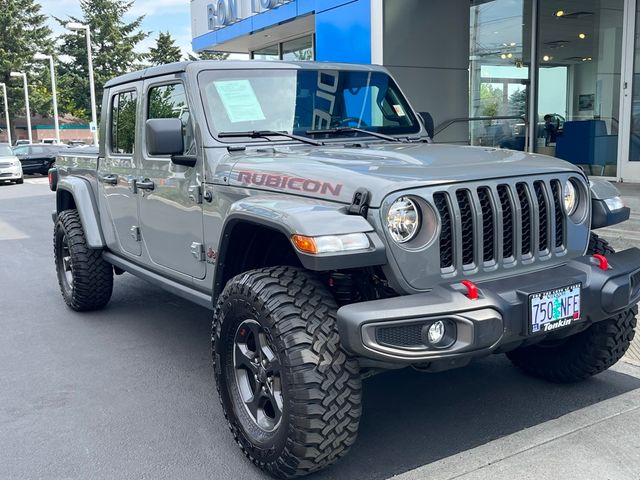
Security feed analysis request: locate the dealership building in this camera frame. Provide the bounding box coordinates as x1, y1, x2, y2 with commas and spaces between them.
191, 0, 640, 182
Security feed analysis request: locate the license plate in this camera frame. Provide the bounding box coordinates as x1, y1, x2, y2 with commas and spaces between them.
529, 283, 581, 334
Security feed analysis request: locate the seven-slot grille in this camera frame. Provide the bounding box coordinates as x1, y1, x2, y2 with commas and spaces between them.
433, 179, 566, 272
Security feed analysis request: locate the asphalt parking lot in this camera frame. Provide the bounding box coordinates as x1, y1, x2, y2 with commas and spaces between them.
1, 177, 640, 480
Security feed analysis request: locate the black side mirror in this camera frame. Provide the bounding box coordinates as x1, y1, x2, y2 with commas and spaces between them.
146, 118, 184, 156
419, 111, 435, 139
146, 118, 197, 168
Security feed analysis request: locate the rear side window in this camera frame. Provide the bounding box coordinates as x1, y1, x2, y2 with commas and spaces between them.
111, 91, 138, 155
147, 83, 193, 155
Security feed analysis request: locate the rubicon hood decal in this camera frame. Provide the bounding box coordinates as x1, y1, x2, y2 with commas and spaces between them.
227, 143, 583, 207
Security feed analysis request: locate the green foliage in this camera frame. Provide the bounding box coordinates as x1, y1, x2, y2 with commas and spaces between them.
187, 51, 229, 61
479, 84, 502, 118
0, 0, 53, 125
56, 0, 149, 121
148, 32, 182, 66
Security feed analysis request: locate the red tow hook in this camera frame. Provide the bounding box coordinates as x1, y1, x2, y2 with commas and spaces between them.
461, 280, 479, 300
592, 254, 610, 271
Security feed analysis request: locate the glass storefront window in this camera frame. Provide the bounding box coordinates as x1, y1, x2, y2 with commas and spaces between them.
629, 2, 640, 164
536, 0, 624, 177
252, 44, 279, 61
282, 36, 314, 61
251, 35, 314, 61
469, 0, 530, 150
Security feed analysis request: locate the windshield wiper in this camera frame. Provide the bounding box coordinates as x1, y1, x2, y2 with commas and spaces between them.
306, 127, 400, 143
218, 130, 323, 146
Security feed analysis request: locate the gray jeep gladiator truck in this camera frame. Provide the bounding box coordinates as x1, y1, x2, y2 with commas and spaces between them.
50, 61, 640, 478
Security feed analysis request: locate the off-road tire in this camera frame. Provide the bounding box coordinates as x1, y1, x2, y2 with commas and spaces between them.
15, 177, 24, 184
54, 209, 113, 311
507, 233, 637, 383
212, 266, 362, 479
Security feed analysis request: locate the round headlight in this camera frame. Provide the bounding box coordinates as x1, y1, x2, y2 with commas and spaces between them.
387, 197, 420, 243
564, 180, 578, 215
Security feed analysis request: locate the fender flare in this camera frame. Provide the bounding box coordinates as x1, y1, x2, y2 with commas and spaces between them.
55, 177, 106, 248
588, 178, 630, 229
213, 196, 387, 295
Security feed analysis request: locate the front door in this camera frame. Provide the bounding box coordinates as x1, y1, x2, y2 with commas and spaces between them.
98, 84, 142, 256
138, 77, 206, 279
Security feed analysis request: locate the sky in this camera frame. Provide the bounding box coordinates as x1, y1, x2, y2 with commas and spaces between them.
38, 0, 195, 56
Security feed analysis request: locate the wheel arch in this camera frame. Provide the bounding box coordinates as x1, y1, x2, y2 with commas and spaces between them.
56, 177, 106, 249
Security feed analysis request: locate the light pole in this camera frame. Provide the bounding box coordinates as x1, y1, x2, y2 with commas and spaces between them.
34, 53, 60, 144
66, 22, 98, 146
0, 83, 11, 145
10, 72, 31, 144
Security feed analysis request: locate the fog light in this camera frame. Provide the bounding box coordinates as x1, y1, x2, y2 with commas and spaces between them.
422, 319, 457, 349
427, 321, 445, 345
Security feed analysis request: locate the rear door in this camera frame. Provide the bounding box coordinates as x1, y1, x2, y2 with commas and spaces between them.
98, 83, 142, 257
137, 76, 205, 279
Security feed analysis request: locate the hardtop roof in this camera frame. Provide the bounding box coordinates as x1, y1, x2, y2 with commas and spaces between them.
103, 60, 389, 88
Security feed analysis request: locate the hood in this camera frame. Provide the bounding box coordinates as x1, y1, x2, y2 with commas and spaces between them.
228, 143, 582, 207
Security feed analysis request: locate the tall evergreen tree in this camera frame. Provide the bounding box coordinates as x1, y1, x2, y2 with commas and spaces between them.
0, 0, 53, 138
148, 32, 182, 66
187, 51, 229, 61
56, 0, 148, 120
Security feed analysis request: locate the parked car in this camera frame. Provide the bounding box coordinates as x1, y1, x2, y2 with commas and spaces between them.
50, 61, 639, 479
14, 139, 30, 146
0, 143, 24, 184
13, 144, 60, 175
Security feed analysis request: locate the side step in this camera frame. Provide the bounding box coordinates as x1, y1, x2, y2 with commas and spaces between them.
102, 252, 213, 310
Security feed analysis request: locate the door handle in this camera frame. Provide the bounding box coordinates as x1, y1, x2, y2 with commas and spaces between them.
100, 174, 118, 185
136, 179, 155, 191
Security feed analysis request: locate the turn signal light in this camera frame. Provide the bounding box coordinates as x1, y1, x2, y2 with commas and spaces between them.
291, 233, 370, 255
292, 235, 317, 254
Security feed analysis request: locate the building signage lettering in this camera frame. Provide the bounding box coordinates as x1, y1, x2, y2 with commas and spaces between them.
207, 0, 293, 31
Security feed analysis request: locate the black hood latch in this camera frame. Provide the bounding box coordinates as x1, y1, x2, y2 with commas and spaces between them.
348, 188, 371, 218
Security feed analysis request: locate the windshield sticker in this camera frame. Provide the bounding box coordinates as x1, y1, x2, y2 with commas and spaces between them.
393, 104, 406, 117
214, 80, 266, 123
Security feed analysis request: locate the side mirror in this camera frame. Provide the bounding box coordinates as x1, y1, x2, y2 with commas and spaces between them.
146, 118, 197, 168
146, 117, 184, 156
419, 111, 435, 139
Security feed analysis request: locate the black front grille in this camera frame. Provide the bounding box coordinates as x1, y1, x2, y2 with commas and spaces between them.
376, 324, 423, 348
456, 190, 475, 266
516, 183, 532, 256
434, 192, 453, 269
534, 181, 549, 252
434, 179, 566, 273
477, 187, 495, 262
551, 181, 564, 248
497, 185, 514, 258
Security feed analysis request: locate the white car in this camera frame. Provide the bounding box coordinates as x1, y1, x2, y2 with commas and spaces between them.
0, 143, 24, 184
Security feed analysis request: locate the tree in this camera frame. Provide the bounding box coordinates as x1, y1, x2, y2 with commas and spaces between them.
0, 0, 53, 137
56, 0, 148, 120
148, 32, 182, 66
187, 51, 229, 61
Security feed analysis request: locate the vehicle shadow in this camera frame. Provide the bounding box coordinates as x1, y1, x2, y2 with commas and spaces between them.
95, 276, 640, 480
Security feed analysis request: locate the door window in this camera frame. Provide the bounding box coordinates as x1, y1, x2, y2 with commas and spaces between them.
110, 91, 138, 155
147, 83, 193, 155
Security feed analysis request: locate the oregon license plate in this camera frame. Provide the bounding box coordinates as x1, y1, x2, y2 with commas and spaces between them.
529, 283, 581, 334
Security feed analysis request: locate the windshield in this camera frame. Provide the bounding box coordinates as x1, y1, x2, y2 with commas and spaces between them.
198, 69, 421, 141
0, 145, 13, 156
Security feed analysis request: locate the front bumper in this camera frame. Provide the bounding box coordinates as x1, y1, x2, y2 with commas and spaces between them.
0, 166, 23, 181
337, 248, 640, 366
